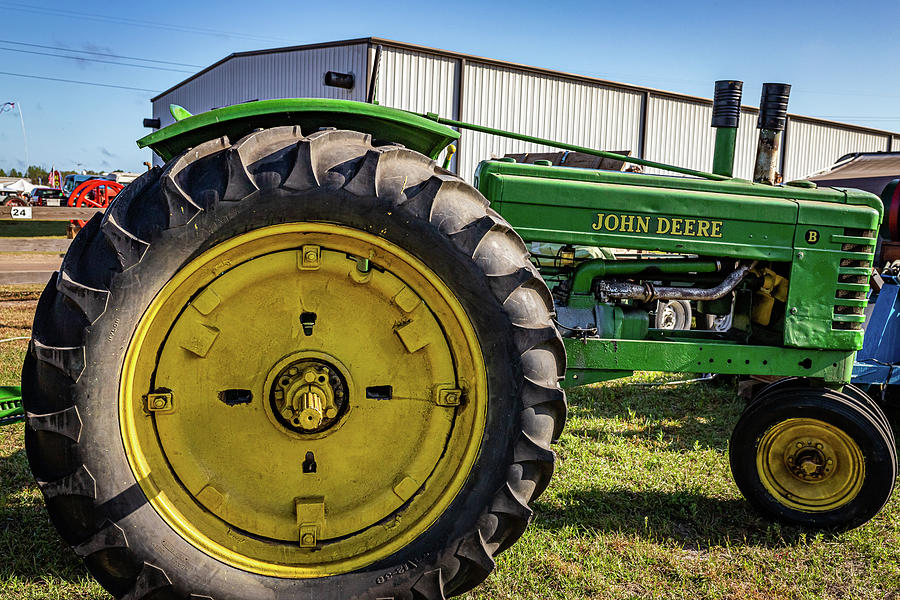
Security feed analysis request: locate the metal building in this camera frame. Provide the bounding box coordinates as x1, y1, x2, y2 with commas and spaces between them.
149, 37, 899, 181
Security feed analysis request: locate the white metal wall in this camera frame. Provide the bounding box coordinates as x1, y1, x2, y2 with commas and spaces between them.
150, 41, 898, 180
733, 108, 762, 180
151, 44, 368, 164
642, 97, 761, 179
375, 47, 458, 118
374, 47, 459, 170
458, 63, 643, 181
784, 119, 889, 180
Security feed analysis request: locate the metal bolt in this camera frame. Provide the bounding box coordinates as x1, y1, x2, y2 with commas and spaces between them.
301, 533, 315, 546
826, 459, 833, 465
815, 443, 823, 450
790, 307, 798, 315
796, 442, 804, 448
305, 251, 318, 262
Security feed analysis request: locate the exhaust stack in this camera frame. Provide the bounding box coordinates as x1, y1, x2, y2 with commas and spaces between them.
711, 80, 743, 177
753, 83, 791, 184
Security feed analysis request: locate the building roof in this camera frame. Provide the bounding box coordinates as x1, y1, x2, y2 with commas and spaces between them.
808, 152, 900, 195
152, 36, 898, 138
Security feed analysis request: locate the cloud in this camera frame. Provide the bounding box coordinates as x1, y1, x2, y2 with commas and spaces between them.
98, 147, 116, 158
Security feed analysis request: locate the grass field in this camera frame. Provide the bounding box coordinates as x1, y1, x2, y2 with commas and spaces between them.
1, 286, 899, 599
0, 223, 67, 238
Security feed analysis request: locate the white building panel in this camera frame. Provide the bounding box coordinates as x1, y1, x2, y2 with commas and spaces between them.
152, 43, 368, 130
458, 62, 643, 181
733, 108, 762, 180
373, 47, 459, 170
785, 119, 890, 180
643, 95, 715, 176
375, 47, 458, 118
148, 38, 898, 178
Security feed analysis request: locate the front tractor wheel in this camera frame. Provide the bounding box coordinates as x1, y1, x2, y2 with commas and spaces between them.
23, 127, 566, 599
730, 384, 896, 528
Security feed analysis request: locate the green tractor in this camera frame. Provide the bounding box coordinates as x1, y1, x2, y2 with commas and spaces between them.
19, 81, 893, 599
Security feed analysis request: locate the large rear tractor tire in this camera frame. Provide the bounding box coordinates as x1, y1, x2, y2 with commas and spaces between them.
23, 127, 567, 599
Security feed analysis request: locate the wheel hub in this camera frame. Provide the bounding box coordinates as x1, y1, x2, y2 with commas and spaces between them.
270, 359, 346, 433
785, 440, 834, 482
756, 417, 864, 512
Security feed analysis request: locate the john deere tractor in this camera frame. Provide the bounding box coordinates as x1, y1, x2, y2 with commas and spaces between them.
19, 81, 894, 599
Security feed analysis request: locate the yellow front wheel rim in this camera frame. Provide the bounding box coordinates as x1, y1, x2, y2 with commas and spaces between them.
757, 418, 865, 512
119, 223, 487, 577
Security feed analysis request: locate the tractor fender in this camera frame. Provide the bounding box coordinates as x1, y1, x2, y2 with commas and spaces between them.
137, 98, 459, 162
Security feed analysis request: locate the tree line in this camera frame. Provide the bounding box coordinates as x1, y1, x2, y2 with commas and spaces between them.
0, 165, 109, 184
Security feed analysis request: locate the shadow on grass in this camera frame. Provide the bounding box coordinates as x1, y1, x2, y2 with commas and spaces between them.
0, 448, 90, 584
533, 486, 817, 550
565, 378, 745, 452
548, 377, 836, 550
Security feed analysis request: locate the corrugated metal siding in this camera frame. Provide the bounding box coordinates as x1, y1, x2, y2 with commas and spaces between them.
375, 47, 458, 117
149, 40, 899, 179
458, 63, 643, 181
151, 44, 368, 165
643, 96, 714, 176
644, 100, 771, 179
785, 119, 890, 180
733, 108, 761, 180
373, 47, 459, 170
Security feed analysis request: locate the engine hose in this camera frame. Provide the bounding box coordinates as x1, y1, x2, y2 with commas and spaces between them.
596, 261, 757, 302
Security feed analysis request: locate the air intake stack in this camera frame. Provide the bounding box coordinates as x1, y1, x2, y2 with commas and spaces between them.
711, 80, 743, 177
753, 83, 791, 184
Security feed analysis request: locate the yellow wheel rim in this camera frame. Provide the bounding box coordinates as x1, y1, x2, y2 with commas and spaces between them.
756, 418, 865, 512
119, 223, 487, 577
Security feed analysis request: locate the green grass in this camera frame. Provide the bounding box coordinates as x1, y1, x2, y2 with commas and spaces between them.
0, 286, 107, 599
0, 290, 898, 599
470, 378, 900, 600
0, 222, 67, 238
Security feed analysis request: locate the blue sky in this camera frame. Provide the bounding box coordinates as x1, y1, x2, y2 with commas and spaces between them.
0, 0, 897, 174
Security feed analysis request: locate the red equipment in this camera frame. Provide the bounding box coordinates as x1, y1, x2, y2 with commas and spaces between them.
3, 195, 28, 207
67, 179, 123, 227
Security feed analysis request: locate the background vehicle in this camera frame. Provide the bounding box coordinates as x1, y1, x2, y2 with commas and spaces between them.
61, 173, 94, 196
30, 186, 65, 207
14, 82, 897, 600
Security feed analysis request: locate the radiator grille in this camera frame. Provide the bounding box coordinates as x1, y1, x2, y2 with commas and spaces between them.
833, 228, 874, 331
